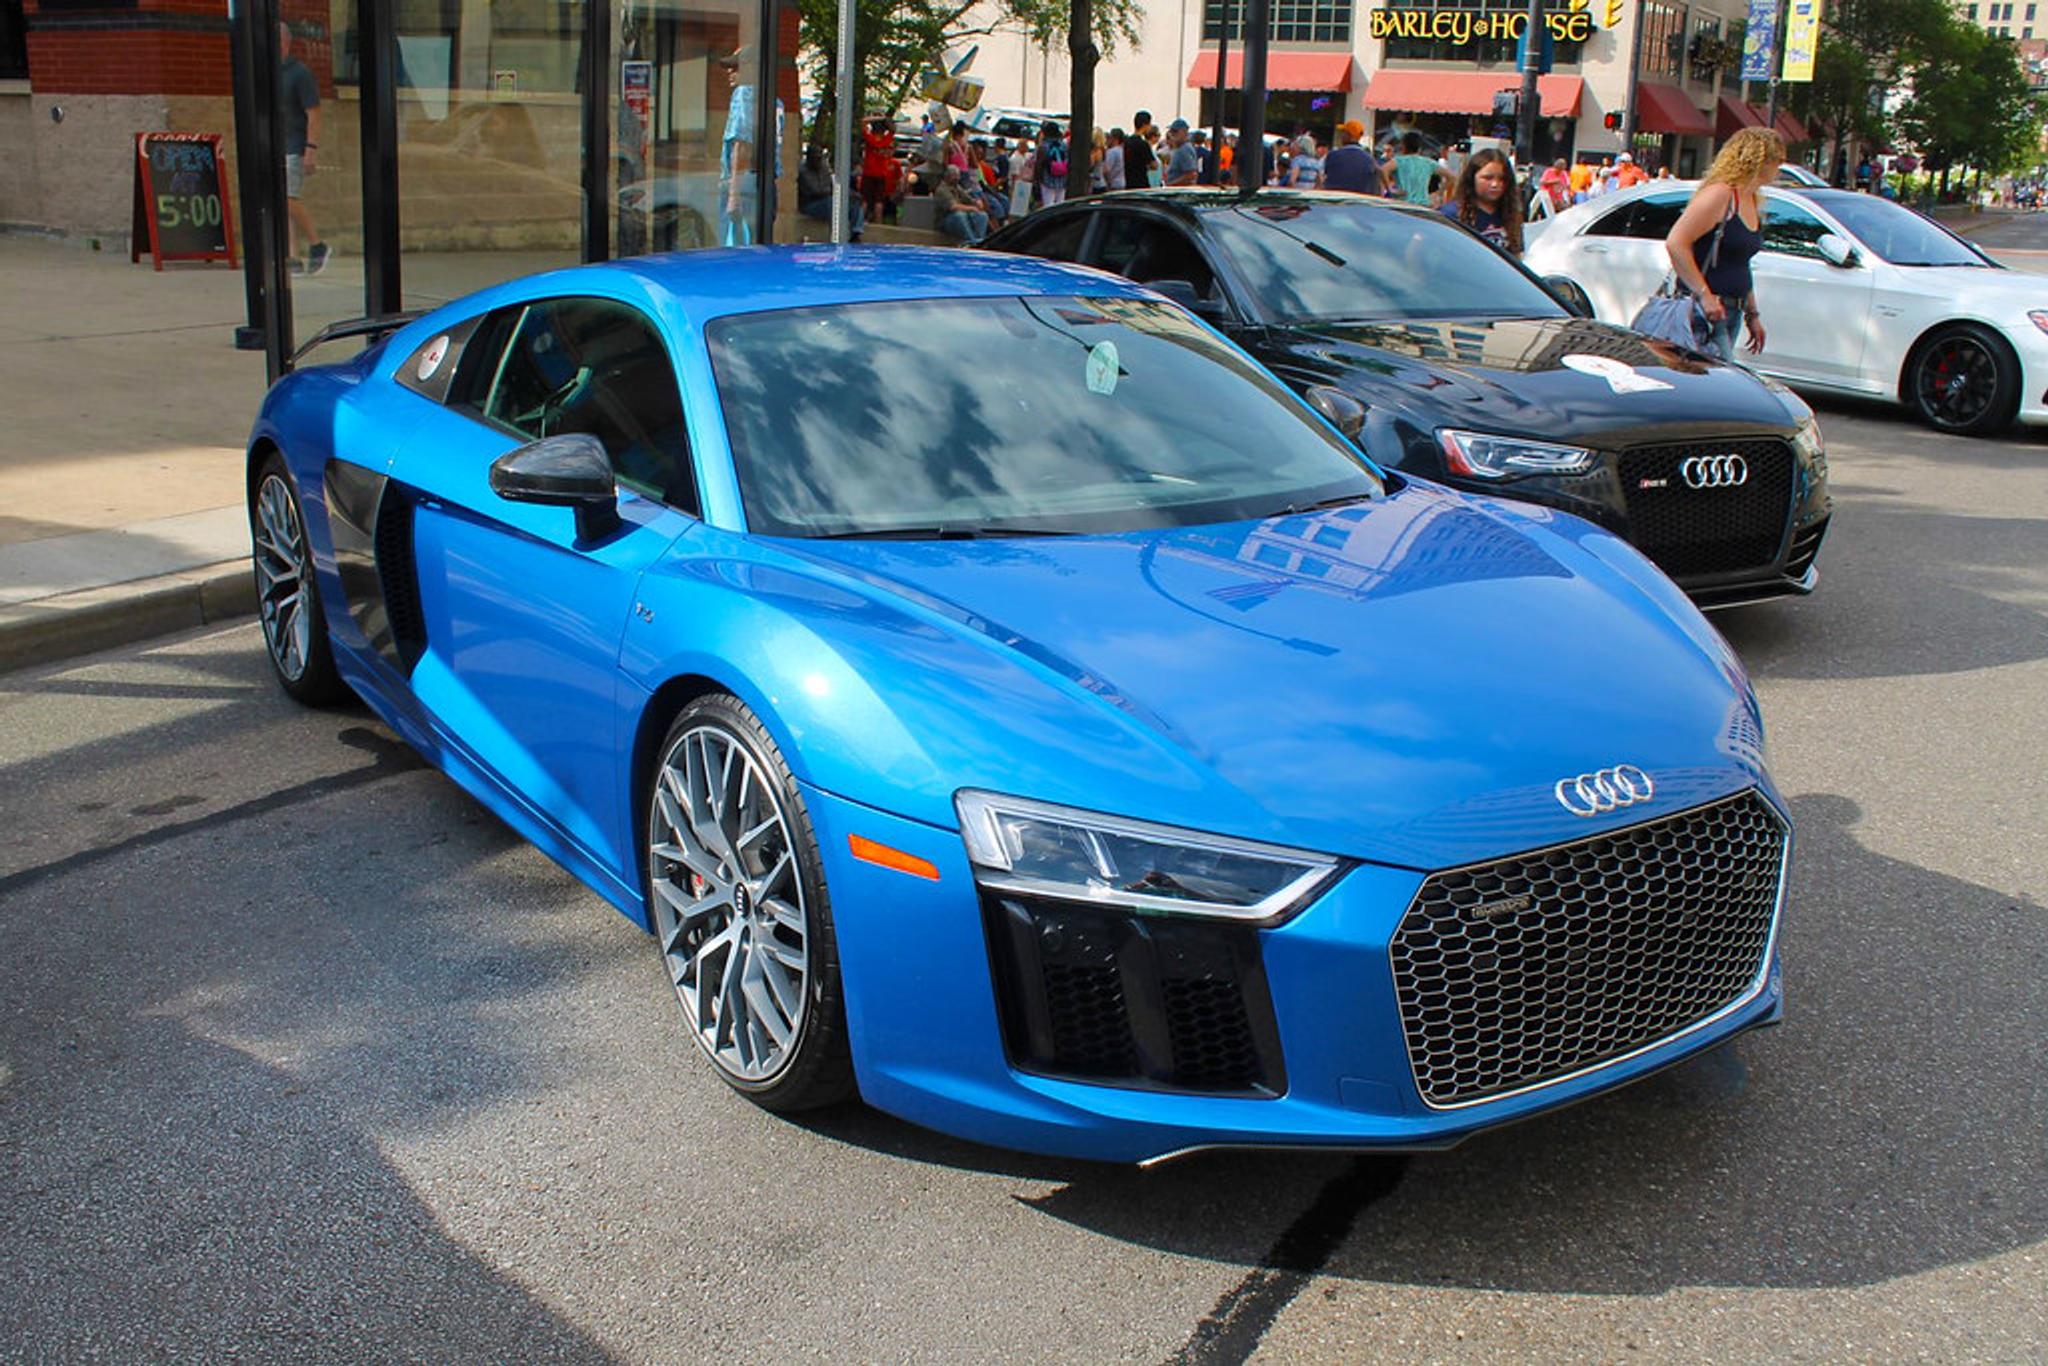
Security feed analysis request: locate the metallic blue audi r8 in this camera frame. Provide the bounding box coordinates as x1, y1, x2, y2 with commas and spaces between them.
247, 247, 1789, 1164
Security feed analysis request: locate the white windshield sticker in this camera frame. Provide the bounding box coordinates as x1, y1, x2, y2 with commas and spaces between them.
1085, 340, 1120, 396
417, 334, 450, 381
1561, 352, 1671, 394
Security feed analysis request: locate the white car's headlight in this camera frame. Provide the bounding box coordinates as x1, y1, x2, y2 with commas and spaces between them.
1439, 429, 1596, 479
954, 791, 1343, 922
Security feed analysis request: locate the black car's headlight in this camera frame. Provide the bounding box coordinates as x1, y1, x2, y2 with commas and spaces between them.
1792, 413, 1826, 474
954, 791, 1343, 922
1439, 429, 1595, 479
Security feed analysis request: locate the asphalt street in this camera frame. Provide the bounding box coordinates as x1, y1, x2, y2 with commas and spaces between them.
4, 274, 2047, 1362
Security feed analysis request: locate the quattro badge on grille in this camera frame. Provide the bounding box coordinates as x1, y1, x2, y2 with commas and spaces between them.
1681, 454, 1749, 489
1554, 764, 1655, 817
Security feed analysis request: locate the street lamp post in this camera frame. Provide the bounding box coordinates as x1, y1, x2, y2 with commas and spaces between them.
1515, 0, 1543, 165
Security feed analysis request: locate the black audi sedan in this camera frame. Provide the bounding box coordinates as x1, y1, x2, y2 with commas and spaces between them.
985, 189, 1830, 608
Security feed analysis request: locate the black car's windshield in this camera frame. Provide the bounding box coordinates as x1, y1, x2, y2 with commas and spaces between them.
1205, 199, 1569, 325
707, 295, 1384, 538
1802, 191, 1991, 267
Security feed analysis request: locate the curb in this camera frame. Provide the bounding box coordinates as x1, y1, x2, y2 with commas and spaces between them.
0, 559, 255, 676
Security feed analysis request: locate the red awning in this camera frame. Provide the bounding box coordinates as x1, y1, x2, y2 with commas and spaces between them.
1184, 50, 1356, 91
1716, 95, 1763, 140
1358, 70, 1584, 119
1635, 82, 1713, 137
1773, 110, 1808, 143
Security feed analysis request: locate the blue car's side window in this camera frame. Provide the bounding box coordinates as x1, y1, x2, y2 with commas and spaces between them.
453, 296, 699, 516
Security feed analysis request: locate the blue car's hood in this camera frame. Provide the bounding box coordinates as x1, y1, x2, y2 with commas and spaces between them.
705, 485, 1767, 872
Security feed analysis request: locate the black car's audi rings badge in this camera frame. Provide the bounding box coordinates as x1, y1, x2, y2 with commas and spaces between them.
1681, 454, 1749, 489
1555, 764, 1655, 817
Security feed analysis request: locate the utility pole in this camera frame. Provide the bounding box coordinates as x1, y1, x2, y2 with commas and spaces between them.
1764, 0, 1788, 126
1206, 0, 1232, 184
1239, 0, 1269, 192
1515, 0, 1543, 166
1620, 0, 1647, 144
830, 0, 854, 243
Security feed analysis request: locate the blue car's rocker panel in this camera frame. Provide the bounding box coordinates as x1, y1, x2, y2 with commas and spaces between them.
247, 245, 1793, 1164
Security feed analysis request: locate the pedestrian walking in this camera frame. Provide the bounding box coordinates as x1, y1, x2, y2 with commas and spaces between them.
1125, 111, 1157, 190
1390, 132, 1438, 205
276, 22, 330, 275
1539, 158, 1570, 213
1286, 133, 1324, 189
1034, 122, 1069, 207
1438, 147, 1523, 254
1664, 126, 1785, 362
1103, 129, 1127, 190
860, 116, 895, 224
1163, 119, 1201, 187
1088, 128, 1108, 193
1321, 120, 1380, 194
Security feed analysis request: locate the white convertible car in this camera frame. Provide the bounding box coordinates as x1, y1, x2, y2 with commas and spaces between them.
1524, 182, 2048, 434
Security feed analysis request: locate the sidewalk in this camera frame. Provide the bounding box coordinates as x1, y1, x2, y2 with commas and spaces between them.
0, 235, 267, 673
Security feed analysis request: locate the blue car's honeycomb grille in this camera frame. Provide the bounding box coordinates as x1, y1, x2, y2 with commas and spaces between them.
1618, 438, 1795, 580
982, 895, 1286, 1097
1389, 791, 1785, 1109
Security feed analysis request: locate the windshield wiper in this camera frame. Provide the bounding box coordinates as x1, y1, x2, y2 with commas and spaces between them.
811, 524, 1080, 541
1270, 491, 1377, 517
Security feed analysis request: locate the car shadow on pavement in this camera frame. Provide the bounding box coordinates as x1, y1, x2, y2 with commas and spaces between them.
0, 756, 616, 1359
888, 791, 2048, 1296
1717, 498, 2048, 679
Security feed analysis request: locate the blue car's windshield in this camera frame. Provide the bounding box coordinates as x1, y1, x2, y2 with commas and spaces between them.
1206, 200, 1568, 325
707, 295, 1384, 538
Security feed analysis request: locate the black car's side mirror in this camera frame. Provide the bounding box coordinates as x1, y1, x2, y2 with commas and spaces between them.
1305, 385, 1367, 441
1543, 275, 1596, 318
489, 432, 620, 540
1147, 278, 1231, 323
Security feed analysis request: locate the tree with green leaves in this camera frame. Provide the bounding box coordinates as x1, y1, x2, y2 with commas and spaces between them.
1895, 22, 2044, 185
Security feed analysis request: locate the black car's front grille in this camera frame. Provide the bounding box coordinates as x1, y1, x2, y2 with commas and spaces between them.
1389, 791, 1786, 1108
1785, 515, 1829, 578
982, 894, 1285, 1097
1618, 439, 1796, 579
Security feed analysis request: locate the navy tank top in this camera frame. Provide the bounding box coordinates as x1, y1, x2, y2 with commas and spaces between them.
1695, 194, 1763, 297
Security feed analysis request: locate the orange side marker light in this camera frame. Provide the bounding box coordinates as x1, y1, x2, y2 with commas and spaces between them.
849, 834, 941, 881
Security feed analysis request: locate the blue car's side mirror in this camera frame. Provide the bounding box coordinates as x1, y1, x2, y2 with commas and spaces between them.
489, 433, 620, 540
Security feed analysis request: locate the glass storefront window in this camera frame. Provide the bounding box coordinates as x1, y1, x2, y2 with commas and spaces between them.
392, 0, 587, 306
285, 3, 368, 343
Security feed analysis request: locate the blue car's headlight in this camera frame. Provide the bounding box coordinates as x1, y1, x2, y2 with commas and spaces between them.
1439, 429, 1595, 479
955, 791, 1343, 922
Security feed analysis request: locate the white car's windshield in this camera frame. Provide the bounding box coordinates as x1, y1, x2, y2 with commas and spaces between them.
707, 295, 1385, 539
1804, 191, 1992, 268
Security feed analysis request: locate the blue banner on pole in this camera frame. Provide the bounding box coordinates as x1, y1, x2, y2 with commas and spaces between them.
1740, 0, 1778, 81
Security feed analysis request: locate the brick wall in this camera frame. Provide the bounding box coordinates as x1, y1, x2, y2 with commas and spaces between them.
25, 0, 234, 97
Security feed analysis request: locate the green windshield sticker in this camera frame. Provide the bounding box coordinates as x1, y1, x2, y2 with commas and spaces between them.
1085, 340, 1120, 396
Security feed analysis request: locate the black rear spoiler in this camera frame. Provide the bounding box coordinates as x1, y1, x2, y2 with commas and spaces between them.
289, 310, 426, 366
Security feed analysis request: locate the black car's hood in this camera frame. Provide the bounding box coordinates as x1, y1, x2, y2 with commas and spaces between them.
1267, 316, 1801, 445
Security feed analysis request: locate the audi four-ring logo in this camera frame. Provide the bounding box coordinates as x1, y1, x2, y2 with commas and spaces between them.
1554, 764, 1655, 817
1681, 454, 1749, 489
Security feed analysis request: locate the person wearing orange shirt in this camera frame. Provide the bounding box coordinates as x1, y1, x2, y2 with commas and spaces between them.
1614, 151, 1649, 188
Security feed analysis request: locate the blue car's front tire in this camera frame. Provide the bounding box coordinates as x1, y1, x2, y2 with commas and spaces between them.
645, 695, 856, 1112
250, 452, 348, 706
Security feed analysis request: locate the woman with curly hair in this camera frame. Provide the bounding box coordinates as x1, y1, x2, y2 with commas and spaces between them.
1666, 126, 1786, 361
1438, 147, 1523, 254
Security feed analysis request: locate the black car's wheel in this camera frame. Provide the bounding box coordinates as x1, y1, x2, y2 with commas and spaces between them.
1908, 324, 2018, 435
646, 695, 854, 1112
250, 452, 348, 705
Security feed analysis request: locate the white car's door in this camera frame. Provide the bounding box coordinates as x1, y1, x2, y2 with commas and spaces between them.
1564, 191, 1691, 324
1749, 195, 1877, 387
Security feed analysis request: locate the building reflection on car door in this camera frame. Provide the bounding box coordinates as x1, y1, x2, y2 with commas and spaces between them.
390, 294, 699, 879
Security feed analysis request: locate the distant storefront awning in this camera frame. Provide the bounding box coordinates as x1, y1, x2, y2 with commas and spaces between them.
1772, 109, 1809, 143
1635, 82, 1713, 137
1184, 51, 1356, 91
1360, 70, 1584, 119
1716, 95, 1764, 140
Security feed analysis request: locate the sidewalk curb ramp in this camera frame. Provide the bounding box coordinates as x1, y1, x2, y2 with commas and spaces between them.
0, 560, 255, 675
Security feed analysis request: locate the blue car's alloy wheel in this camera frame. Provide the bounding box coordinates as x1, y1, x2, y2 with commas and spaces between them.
647, 697, 854, 1111
250, 454, 345, 705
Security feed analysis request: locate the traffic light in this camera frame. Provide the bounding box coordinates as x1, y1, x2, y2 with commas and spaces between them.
1602, 0, 1625, 28
1604, 111, 1623, 130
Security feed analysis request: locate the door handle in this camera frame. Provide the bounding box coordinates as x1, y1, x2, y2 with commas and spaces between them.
1581, 243, 1609, 254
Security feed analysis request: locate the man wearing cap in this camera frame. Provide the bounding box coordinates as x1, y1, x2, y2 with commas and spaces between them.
1322, 119, 1381, 195
932, 165, 991, 244
1164, 118, 1201, 186
1614, 151, 1648, 189
719, 45, 783, 245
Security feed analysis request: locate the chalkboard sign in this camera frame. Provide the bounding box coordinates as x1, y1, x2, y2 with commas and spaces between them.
131, 132, 239, 270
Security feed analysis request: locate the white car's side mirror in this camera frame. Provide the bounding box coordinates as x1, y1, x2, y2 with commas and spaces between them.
1816, 233, 1858, 268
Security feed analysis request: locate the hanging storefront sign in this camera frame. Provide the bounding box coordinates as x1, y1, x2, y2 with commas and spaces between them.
1781, 0, 1822, 82
1365, 6, 1596, 45
1740, 0, 1778, 81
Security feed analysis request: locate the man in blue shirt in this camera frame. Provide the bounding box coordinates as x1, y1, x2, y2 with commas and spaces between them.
1321, 119, 1381, 195
719, 47, 783, 245
277, 22, 330, 274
